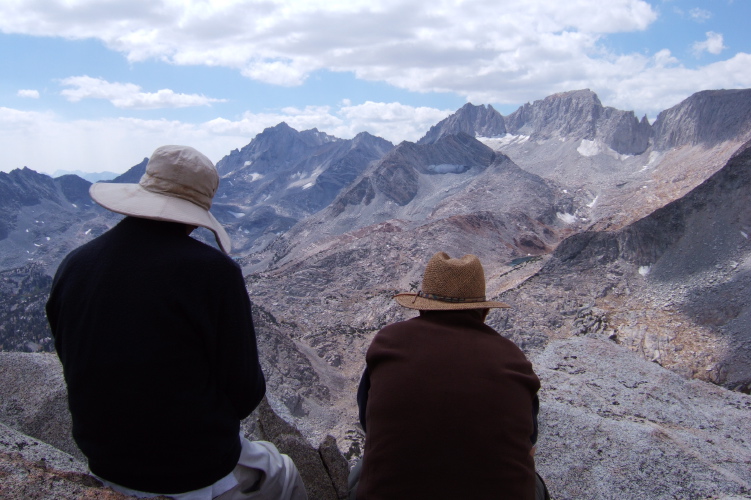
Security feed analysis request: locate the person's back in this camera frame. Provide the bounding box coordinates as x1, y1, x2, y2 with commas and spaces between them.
47, 216, 263, 491
47, 145, 307, 499
359, 310, 539, 499
353, 252, 544, 500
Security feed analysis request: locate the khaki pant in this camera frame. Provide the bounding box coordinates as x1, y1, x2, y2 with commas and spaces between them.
97, 438, 307, 500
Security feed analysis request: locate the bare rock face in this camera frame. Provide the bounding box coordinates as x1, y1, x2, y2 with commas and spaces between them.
418, 103, 507, 144
652, 89, 751, 150
0, 352, 82, 460
532, 337, 751, 499
504, 89, 651, 155
0, 422, 137, 499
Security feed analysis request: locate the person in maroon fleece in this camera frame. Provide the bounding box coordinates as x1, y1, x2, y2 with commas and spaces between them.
350, 252, 550, 500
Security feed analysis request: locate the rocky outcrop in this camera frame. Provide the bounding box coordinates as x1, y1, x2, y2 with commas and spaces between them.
0, 352, 350, 500
532, 337, 751, 499
418, 103, 506, 144
652, 89, 751, 150
0, 422, 134, 499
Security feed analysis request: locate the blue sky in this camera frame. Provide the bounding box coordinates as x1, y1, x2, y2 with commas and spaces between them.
1, 0, 749, 175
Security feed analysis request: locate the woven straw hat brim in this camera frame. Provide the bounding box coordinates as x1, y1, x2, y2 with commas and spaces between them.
89, 182, 231, 253
394, 293, 510, 310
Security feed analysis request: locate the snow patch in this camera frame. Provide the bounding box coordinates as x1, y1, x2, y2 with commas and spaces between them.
302, 182, 314, 190
478, 134, 530, 150
577, 140, 600, 157
246, 173, 263, 182
230, 212, 245, 218
72, 204, 77, 208
34, 243, 42, 247
244, 161, 252, 167
741, 231, 749, 239
85, 229, 92, 235
587, 196, 599, 208
557, 212, 577, 224
46, 237, 50, 241
427, 164, 467, 174
639, 265, 652, 276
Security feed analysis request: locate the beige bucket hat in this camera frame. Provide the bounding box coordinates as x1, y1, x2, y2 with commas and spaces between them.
89, 145, 231, 253
395, 252, 510, 310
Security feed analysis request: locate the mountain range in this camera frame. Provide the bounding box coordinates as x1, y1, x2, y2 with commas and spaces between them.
1, 88, 750, 498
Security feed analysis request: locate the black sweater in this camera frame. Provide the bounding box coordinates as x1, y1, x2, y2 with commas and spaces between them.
46, 217, 266, 493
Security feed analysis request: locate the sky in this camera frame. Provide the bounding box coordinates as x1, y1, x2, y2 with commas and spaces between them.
1, 0, 749, 176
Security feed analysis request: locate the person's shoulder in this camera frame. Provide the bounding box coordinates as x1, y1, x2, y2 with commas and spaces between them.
181, 236, 242, 274
373, 317, 421, 339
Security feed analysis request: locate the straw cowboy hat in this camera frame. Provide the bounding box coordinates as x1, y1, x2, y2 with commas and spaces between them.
89, 145, 231, 253
394, 252, 510, 310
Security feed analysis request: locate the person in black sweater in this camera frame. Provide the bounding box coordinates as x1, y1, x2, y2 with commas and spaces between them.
46, 145, 307, 499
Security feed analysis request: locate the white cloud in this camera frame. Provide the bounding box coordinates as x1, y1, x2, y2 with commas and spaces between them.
338, 101, 451, 143
0, 107, 241, 174
59, 76, 227, 109
689, 8, 712, 22
0, 0, 749, 142
692, 32, 727, 56
0, 101, 449, 175
0, 1, 659, 91
17, 89, 40, 98
206, 101, 451, 144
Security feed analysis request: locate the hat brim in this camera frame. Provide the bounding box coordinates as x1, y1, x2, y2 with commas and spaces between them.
394, 293, 510, 310
90, 183, 231, 254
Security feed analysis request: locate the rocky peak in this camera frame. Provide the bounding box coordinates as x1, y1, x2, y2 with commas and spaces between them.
53, 175, 92, 206
418, 103, 506, 145
652, 89, 751, 150
216, 123, 340, 176
0, 168, 60, 209
371, 132, 496, 205
109, 158, 148, 184
504, 89, 650, 155
350, 131, 393, 152
504, 89, 602, 139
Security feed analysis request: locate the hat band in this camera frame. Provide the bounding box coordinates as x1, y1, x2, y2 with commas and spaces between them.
417, 290, 487, 303
140, 172, 214, 210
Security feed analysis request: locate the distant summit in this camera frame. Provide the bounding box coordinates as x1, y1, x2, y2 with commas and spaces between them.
52, 169, 119, 183
418, 103, 506, 145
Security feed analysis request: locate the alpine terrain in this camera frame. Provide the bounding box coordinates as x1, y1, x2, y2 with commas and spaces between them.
1, 88, 750, 499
